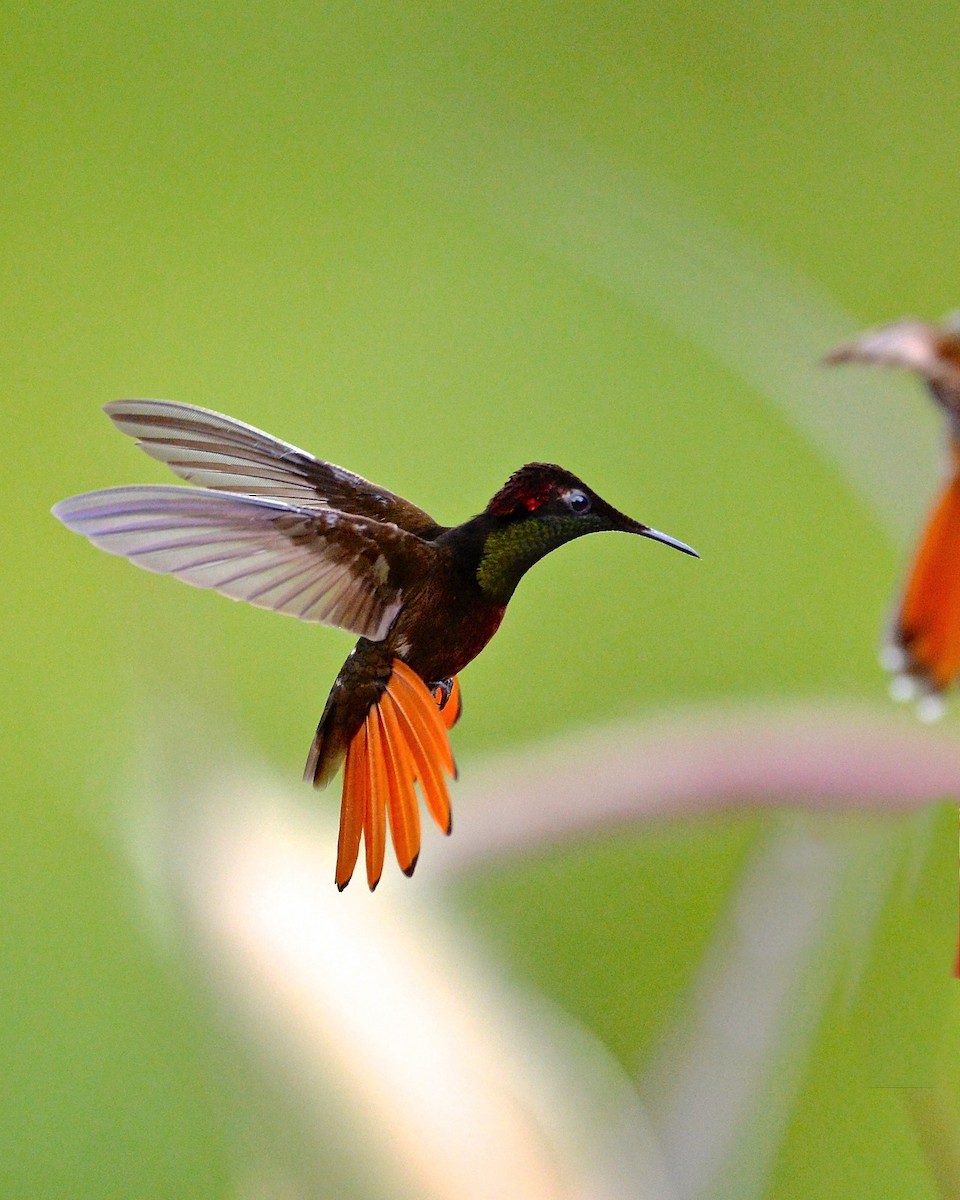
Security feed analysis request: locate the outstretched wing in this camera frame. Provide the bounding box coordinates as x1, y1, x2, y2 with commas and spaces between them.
104, 399, 442, 536
824, 317, 960, 425
53, 485, 434, 640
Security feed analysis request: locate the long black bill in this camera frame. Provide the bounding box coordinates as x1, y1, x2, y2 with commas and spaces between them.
634, 523, 699, 558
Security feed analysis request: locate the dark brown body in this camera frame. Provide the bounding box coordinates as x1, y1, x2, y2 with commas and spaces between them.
308, 517, 507, 786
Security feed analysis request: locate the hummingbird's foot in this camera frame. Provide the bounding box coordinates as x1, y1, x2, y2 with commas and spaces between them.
430, 677, 455, 711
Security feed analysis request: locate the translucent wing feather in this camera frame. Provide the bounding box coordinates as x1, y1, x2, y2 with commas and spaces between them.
104, 399, 441, 534
52, 485, 433, 640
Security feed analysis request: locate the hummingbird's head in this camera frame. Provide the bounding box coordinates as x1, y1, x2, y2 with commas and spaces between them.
476, 463, 697, 601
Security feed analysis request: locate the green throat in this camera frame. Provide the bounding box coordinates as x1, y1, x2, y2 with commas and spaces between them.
476, 515, 587, 602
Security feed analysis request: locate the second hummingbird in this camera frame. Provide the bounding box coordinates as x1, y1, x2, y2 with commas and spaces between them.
53, 400, 698, 888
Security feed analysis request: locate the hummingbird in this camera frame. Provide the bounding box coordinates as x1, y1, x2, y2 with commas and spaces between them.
53, 400, 698, 888
825, 315, 960, 718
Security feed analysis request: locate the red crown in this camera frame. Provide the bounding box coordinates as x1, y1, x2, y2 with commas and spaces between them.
487, 463, 585, 517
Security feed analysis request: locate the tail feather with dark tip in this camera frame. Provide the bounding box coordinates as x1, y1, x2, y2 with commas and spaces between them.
324, 659, 458, 890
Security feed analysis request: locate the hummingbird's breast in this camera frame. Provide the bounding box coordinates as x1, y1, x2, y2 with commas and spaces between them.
388, 568, 506, 683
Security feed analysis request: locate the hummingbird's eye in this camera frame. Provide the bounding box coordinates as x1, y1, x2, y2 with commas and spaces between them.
565, 489, 591, 514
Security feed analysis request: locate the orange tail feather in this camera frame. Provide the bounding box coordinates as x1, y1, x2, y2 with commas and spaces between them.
378, 700, 421, 876
391, 660, 457, 776
335, 721, 367, 890
892, 452, 960, 700
362, 707, 388, 890
334, 661, 459, 890
388, 689, 452, 835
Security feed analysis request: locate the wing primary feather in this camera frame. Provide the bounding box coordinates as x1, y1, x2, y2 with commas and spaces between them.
270, 562, 340, 613
120, 531, 262, 557
242, 560, 318, 605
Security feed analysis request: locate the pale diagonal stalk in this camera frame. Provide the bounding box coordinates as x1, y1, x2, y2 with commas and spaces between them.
147, 762, 673, 1200
429, 698, 956, 1199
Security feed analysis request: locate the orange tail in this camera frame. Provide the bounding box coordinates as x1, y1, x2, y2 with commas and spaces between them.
890, 443, 960, 706
335, 660, 459, 891
895, 454, 960, 979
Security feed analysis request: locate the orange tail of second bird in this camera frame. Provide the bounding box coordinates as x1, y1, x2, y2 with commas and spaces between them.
336, 660, 461, 891
894, 444, 960, 981
889, 440, 960, 712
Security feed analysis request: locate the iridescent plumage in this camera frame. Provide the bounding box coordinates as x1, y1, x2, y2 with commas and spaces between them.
54, 400, 696, 887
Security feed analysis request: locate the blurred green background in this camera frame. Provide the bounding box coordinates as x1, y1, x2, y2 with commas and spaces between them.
5, 3, 959, 1196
